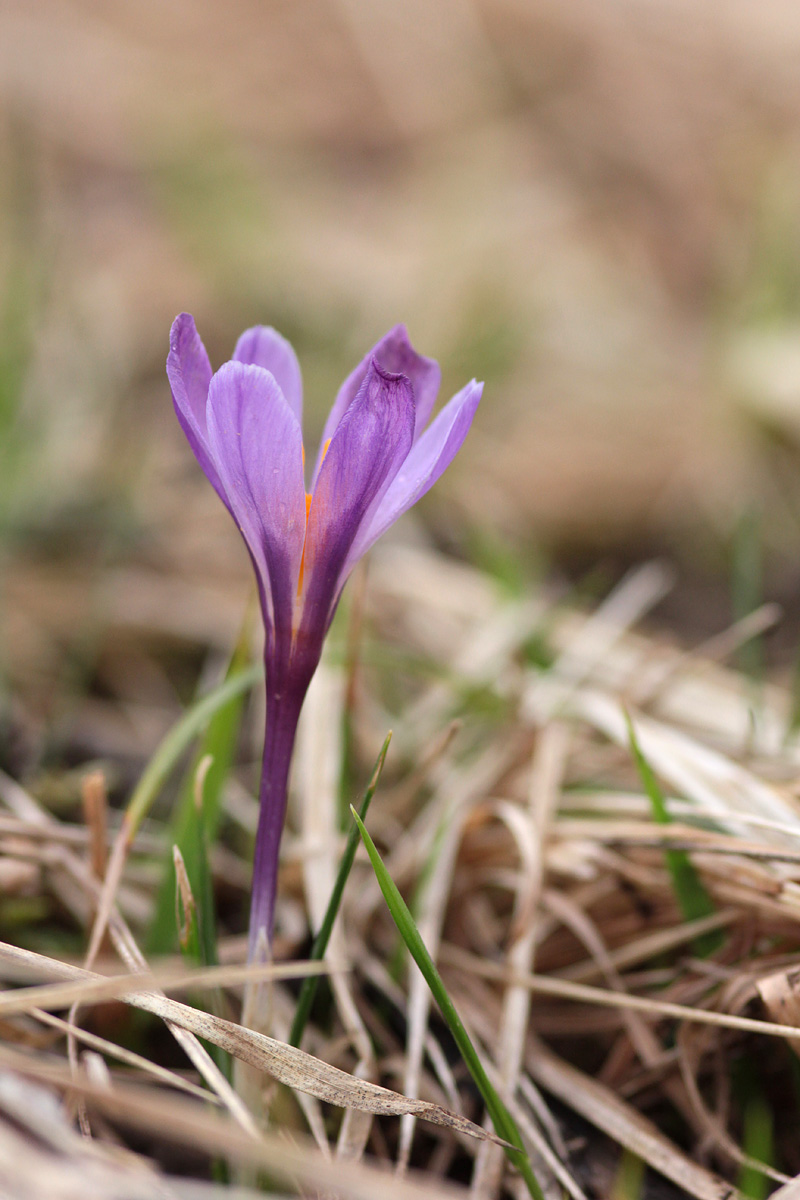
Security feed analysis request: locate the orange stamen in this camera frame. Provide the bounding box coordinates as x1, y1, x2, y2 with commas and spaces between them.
297, 492, 313, 599
295, 441, 331, 607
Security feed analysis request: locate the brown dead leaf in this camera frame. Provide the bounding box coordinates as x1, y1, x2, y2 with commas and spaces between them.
0, 941, 504, 1148
756, 968, 800, 1037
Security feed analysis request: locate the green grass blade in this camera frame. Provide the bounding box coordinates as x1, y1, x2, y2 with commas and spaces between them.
787, 641, 800, 739
611, 1149, 645, 1200
172, 814, 231, 1080
737, 1098, 774, 1200
735, 1058, 775, 1200
625, 712, 722, 956
127, 662, 261, 839
288, 732, 392, 1049
173, 844, 202, 961
178, 755, 219, 969
732, 505, 764, 684
351, 807, 545, 1200
0, 119, 46, 524
148, 625, 254, 955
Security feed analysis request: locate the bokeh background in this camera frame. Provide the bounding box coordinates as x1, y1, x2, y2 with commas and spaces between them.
5, 0, 800, 760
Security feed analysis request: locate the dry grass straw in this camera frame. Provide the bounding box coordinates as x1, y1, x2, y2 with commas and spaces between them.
6, 545, 800, 1196
363, 546, 800, 1197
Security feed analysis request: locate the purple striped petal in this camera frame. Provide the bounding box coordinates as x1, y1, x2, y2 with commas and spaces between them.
346, 379, 483, 568
167, 313, 227, 504
313, 325, 439, 483
233, 326, 303, 424
300, 361, 415, 635
205, 362, 306, 652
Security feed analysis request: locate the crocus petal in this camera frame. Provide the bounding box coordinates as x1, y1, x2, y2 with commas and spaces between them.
313, 325, 439, 482
205, 362, 306, 657
167, 313, 227, 503
300, 361, 415, 636
347, 379, 483, 568
233, 326, 303, 424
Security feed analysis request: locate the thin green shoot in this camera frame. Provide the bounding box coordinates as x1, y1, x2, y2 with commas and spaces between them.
125, 663, 261, 841
735, 1058, 775, 1200
0, 117, 46, 523
466, 525, 528, 597
611, 1149, 645, 1200
173, 844, 202, 962
787, 641, 800, 739
732, 505, 764, 686
185, 756, 220, 970
387, 798, 451, 985
625, 712, 723, 956
738, 1099, 774, 1200
149, 616, 253, 954
172, 797, 230, 1080
351, 807, 545, 1200
288, 732, 391, 1049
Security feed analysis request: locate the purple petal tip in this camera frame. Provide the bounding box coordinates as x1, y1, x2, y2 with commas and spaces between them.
370, 356, 409, 384
169, 312, 196, 353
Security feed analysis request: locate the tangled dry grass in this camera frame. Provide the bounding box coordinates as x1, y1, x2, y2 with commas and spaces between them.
3, 546, 800, 1197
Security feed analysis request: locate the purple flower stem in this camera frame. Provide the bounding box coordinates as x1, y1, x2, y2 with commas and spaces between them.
248, 682, 304, 962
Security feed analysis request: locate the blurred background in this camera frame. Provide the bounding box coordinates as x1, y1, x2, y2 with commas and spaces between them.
5, 0, 800, 765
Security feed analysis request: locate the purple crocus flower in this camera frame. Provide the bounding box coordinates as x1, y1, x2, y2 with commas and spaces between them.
168, 315, 482, 958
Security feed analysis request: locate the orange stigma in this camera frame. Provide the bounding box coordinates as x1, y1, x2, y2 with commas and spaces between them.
296, 440, 332, 604
297, 492, 312, 598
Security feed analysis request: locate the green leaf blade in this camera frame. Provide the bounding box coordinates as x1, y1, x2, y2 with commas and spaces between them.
288, 732, 392, 1049
351, 806, 545, 1200
626, 712, 723, 956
